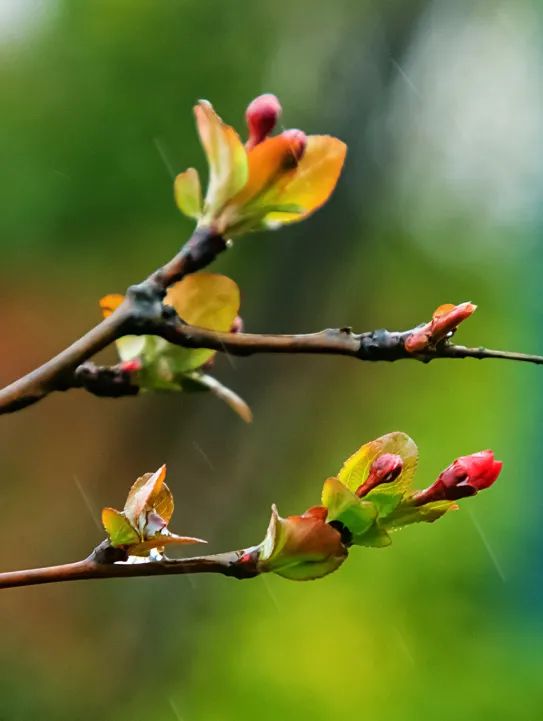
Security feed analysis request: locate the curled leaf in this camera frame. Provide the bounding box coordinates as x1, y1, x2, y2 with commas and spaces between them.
257, 504, 347, 581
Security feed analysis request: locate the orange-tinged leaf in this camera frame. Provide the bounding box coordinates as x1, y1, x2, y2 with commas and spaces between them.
338, 432, 418, 497
165, 273, 240, 330
127, 532, 206, 556
262, 135, 347, 226
258, 504, 347, 581
101, 507, 139, 547
153, 483, 174, 524
433, 303, 457, 319
100, 294, 145, 361
124, 465, 167, 527
164, 273, 240, 371
231, 134, 301, 207
126, 477, 174, 524
174, 168, 202, 219
195, 100, 248, 216
100, 294, 125, 318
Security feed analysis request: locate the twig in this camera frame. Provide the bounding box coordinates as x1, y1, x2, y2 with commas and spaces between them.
1, 223, 542, 413
0, 542, 259, 590
0, 227, 226, 413
46, 327, 543, 401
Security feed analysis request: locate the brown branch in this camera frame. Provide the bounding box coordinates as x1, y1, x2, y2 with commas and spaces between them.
0, 227, 227, 413
1, 222, 542, 413
155, 322, 543, 365
0, 543, 260, 590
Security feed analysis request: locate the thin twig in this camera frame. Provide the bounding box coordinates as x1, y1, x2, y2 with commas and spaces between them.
58, 327, 543, 401
1, 223, 542, 413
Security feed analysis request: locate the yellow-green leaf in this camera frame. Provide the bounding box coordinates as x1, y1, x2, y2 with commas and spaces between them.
195, 100, 248, 219
384, 500, 457, 531
321, 477, 377, 536
174, 168, 202, 220
338, 432, 418, 498
101, 508, 139, 547
163, 273, 240, 371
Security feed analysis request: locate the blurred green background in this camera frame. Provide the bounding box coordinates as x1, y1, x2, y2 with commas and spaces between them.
1, 0, 542, 718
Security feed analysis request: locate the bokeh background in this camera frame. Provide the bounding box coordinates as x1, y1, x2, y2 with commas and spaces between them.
1, 0, 542, 718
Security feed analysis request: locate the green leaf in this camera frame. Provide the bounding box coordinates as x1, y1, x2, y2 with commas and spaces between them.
101, 508, 139, 547
384, 500, 457, 531
163, 273, 240, 372
338, 432, 418, 497
352, 522, 392, 548
321, 477, 376, 536
174, 168, 202, 219
366, 492, 404, 519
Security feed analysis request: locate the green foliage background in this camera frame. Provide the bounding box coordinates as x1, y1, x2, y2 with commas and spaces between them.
1, 0, 542, 718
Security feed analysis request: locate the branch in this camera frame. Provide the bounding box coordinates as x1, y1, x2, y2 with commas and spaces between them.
61, 326, 543, 401
154, 322, 543, 366
0, 542, 259, 590
2, 224, 542, 413
0, 228, 227, 413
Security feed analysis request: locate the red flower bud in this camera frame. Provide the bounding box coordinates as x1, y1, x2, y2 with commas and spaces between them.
245, 93, 282, 149
405, 302, 477, 353
413, 450, 502, 504
355, 453, 404, 498
120, 359, 142, 374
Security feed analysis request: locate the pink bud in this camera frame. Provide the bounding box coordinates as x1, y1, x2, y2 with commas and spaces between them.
245, 93, 282, 149
230, 315, 244, 334
120, 359, 142, 374
281, 128, 307, 163
405, 302, 477, 353
413, 450, 502, 504
355, 453, 403, 498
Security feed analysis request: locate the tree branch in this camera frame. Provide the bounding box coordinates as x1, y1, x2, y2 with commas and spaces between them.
1, 223, 542, 414
0, 228, 227, 413
0, 542, 260, 590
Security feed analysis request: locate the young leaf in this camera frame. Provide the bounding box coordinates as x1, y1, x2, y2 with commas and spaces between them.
163, 273, 241, 372
338, 432, 418, 498
321, 477, 377, 537
174, 168, 202, 220
124, 465, 167, 528
101, 508, 139, 547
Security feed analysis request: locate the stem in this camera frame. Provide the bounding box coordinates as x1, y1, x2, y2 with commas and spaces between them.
0, 549, 259, 590
1, 221, 542, 413
0, 228, 226, 414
